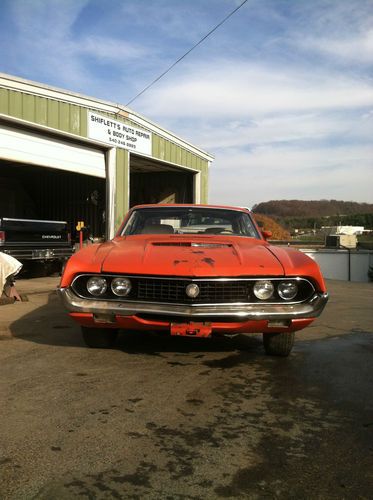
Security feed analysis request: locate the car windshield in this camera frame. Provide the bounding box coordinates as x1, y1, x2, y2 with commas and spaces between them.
121, 207, 259, 238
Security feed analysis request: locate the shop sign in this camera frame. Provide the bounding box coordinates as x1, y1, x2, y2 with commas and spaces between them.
88, 112, 152, 155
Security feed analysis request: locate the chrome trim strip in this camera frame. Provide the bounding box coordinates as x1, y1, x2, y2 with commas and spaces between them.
2, 217, 68, 224
72, 273, 313, 283
72, 273, 314, 282
2, 248, 73, 259
58, 287, 328, 320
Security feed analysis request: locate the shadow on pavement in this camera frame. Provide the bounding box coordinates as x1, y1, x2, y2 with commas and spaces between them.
9, 290, 264, 356
10, 291, 83, 348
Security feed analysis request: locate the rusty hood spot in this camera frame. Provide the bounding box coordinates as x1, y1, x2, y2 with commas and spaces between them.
202, 257, 215, 267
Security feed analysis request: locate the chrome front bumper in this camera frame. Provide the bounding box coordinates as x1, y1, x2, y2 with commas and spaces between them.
1, 247, 73, 260
58, 287, 329, 321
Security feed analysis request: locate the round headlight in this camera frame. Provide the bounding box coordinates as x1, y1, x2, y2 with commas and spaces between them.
253, 280, 274, 300
111, 277, 132, 297
278, 281, 298, 300
87, 276, 107, 296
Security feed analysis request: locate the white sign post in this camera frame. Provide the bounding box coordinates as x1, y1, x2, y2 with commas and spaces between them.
88, 112, 152, 155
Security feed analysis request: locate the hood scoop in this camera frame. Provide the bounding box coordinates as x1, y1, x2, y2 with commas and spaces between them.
152, 242, 232, 248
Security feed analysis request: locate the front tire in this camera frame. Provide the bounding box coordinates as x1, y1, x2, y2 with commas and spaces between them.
81, 326, 118, 348
263, 332, 295, 357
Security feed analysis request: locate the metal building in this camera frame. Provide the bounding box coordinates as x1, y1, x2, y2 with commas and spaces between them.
0, 73, 213, 241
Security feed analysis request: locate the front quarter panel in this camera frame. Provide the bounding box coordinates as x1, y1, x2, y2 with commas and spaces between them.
59, 242, 114, 287
268, 245, 326, 292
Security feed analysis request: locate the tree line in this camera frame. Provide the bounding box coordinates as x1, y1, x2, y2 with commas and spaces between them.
252, 200, 373, 230
280, 213, 373, 231
253, 200, 373, 218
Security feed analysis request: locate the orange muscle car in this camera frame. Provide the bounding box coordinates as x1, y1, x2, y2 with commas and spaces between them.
58, 205, 328, 356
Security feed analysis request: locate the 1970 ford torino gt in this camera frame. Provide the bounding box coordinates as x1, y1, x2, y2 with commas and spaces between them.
58, 205, 328, 356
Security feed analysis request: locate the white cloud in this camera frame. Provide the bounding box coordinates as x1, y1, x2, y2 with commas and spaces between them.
76, 36, 147, 62
10, 0, 89, 38
298, 30, 373, 65
209, 144, 373, 206
177, 111, 373, 151
132, 55, 373, 206
136, 61, 373, 120
6, 0, 147, 92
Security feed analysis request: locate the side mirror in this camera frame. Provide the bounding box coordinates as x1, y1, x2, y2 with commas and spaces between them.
261, 230, 272, 240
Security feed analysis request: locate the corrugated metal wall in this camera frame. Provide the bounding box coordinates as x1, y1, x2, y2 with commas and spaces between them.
0, 89, 87, 135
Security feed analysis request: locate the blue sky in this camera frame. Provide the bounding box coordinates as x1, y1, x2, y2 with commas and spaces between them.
1, 0, 372, 206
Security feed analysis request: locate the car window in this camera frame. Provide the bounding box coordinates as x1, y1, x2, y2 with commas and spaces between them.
121, 208, 259, 238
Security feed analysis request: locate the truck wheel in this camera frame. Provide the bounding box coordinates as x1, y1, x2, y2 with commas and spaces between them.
263, 332, 295, 357
81, 327, 118, 348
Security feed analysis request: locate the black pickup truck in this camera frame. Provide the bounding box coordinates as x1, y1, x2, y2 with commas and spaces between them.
0, 176, 73, 269
0, 217, 73, 262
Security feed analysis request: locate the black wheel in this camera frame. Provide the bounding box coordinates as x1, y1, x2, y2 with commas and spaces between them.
263, 332, 295, 357
81, 326, 118, 348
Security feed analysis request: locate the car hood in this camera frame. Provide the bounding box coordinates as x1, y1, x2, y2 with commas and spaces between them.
100, 235, 285, 277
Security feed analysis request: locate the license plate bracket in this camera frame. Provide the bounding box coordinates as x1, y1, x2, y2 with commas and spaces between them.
171, 322, 212, 338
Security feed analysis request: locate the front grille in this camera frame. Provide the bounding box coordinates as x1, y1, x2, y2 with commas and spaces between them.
72, 275, 315, 305
137, 278, 249, 304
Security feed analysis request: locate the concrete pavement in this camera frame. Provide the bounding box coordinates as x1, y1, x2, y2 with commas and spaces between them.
0, 279, 372, 499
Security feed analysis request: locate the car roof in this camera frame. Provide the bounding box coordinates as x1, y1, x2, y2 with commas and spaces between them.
129, 204, 251, 213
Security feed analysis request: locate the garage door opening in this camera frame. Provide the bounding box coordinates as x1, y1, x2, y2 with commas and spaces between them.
0, 160, 106, 242
129, 154, 195, 207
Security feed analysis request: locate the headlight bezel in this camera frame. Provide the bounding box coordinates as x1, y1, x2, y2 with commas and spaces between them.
250, 278, 305, 302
